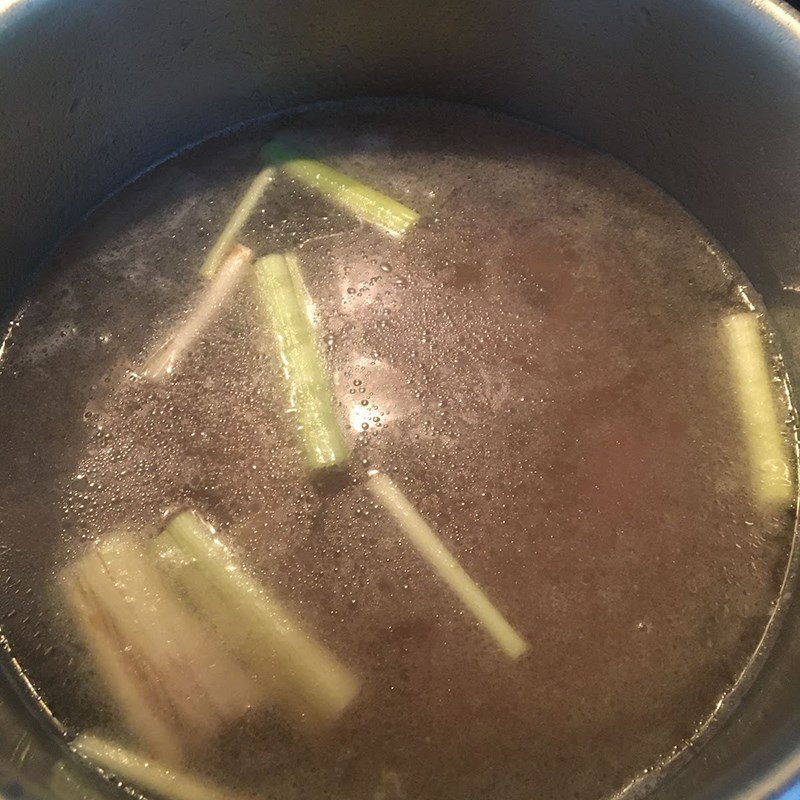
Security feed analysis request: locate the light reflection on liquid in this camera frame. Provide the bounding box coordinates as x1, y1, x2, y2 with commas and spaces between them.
343, 356, 414, 433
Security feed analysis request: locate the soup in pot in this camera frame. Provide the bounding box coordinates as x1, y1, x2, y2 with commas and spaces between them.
0, 100, 795, 800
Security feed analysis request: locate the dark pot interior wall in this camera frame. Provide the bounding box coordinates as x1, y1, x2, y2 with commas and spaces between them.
3, 2, 800, 799
4, 0, 800, 310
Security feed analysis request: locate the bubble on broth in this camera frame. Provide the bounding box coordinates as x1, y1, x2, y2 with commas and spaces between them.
0, 99, 796, 800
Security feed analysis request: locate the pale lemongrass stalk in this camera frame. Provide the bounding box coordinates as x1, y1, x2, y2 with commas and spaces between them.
61, 567, 185, 766
721, 312, 793, 510
142, 244, 253, 381
152, 510, 360, 729
254, 252, 350, 469
261, 140, 419, 238
199, 168, 274, 279
367, 472, 529, 659
70, 734, 248, 800
60, 533, 260, 761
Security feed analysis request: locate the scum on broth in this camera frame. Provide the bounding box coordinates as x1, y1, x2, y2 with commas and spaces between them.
0, 99, 796, 800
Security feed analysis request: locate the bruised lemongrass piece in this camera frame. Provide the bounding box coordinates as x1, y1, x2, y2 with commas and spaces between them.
70, 734, 247, 800
721, 311, 793, 510
367, 472, 529, 659
142, 244, 253, 381
152, 510, 360, 729
261, 140, 419, 238
60, 533, 260, 762
255, 252, 350, 469
199, 167, 275, 280
61, 566, 183, 765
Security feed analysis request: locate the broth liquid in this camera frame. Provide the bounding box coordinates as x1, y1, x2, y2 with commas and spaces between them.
0, 100, 796, 800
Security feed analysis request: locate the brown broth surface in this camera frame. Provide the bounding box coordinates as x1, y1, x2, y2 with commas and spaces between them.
0, 100, 796, 800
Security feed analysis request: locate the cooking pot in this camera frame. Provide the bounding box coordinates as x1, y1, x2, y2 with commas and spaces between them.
3, 0, 800, 797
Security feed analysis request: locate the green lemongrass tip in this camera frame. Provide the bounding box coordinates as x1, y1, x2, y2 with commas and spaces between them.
60, 533, 260, 761
72, 734, 247, 800
143, 244, 253, 381
261, 140, 419, 238
152, 510, 360, 729
721, 312, 793, 510
367, 472, 529, 660
199, 167, 275, 280
255, 252, 350, 470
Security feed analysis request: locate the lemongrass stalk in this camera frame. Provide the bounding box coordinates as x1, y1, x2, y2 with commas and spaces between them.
60, 533, 260, 761
152, 510, 360, 729
721, 312, 793, 510
142, 244, 253, 381
83, 535, 260, 734
61, 566, 184, 765
199, 168, 275, 280
285, 251, 315, 325
255, 252, 349, 470
70, 734, 247, 800
367, 472, 529, 659
261, 140, 419, 238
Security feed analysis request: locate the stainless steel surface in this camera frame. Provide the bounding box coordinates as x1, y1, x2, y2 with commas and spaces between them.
3, 0, 800, 797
